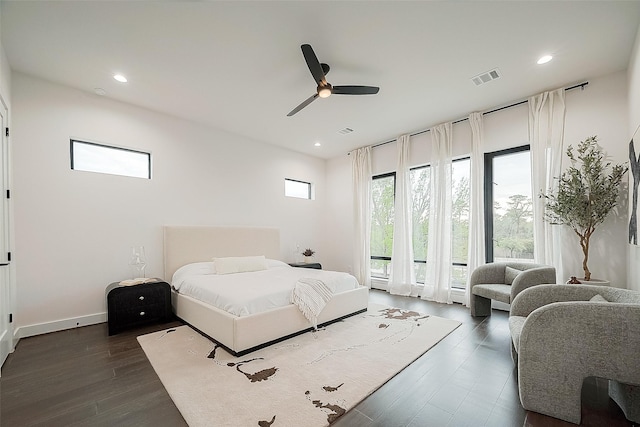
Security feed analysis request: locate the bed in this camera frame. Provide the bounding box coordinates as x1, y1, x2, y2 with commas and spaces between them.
163, 226, 369, 356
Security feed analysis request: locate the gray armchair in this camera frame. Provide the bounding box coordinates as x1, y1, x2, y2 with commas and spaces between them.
469, 262, 556, 317
509, 284, 640, 424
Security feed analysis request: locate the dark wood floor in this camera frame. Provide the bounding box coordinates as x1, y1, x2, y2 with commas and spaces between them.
0, 290, 634, 427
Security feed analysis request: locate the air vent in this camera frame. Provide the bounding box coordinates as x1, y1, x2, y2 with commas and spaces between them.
471, 68, 501, 86
337, 128, 354, 135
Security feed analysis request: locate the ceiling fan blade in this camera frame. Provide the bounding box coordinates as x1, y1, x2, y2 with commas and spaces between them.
287, 93, 319, 117
301, 44, 326, 85
332, 85, 380, 95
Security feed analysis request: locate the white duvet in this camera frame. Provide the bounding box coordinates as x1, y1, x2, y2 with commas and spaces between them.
171, 260, 361, 317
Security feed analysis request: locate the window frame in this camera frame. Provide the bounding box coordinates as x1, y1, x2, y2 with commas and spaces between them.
370, 157, 471, 286
284, 178, 312, 199
483, 144, 531, 263
450, 156, 471, 288
70, 139, 151, 179
409, 164, 429, 279
370, 172, 396, 279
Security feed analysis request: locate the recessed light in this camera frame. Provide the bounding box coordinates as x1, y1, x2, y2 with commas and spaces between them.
314, 142, 321, 147
113, 74, 128, 83
537, 55, 553, 65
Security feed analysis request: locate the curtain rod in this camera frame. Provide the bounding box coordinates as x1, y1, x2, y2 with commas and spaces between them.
365, 81, 589, 150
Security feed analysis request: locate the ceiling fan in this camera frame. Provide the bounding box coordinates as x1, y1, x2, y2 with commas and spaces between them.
287, 44, 380, 117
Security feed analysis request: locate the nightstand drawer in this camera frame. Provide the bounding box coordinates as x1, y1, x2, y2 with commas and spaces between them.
110, 285, 167, 308
106, 281, 172, 335
115, 302, 167, 325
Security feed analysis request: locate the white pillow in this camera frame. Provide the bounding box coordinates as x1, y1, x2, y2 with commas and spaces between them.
214, 255, 268, 275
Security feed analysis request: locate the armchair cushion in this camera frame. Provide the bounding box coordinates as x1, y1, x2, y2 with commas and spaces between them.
472, 284, 511, 304
504, 266, 521, 285
508, 315, 526, 353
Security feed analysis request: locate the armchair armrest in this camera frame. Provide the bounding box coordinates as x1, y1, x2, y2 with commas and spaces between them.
510, 266, 556, 301
469, 263, 505, 288
520, 301, 640, 384
517, 301, 640, 422
510, 284, 608, 317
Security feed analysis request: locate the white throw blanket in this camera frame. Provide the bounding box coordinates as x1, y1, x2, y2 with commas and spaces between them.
291, 277, 334, 329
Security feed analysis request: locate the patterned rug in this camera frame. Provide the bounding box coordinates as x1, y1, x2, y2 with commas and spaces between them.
137, 304, 461, 427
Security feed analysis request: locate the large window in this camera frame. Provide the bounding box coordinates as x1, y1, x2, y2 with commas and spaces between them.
370, 173, 395, 279
370, 158, 470, 289
484, 146, 534, 262
71, 139, 151, 179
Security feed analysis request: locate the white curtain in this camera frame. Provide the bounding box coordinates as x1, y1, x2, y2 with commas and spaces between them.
351, 146, 372, 288
529, 88, 566, 282
389, 134, 417, 296
422, 123, 453, 303
465, 112, 486, 307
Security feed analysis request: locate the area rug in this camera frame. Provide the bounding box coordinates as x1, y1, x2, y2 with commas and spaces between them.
137, 304, 461, 426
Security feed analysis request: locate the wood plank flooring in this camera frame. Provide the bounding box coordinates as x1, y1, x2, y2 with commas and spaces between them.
0, 290, 633, 426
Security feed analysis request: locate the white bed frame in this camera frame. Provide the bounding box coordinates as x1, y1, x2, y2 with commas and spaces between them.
163, 226, 369, 356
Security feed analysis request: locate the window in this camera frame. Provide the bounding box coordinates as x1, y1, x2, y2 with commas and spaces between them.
410, 166, 430, 282
70, 140, 151, 179
370, 159, 470, 289
411, 158, 470, 288
284, 178, 312, 199
484, 146, 534, 263
451, 158, 470, 288
370, 173, 395, 279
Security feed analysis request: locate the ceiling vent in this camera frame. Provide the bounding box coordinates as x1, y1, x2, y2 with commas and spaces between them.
471, 68, 501, 86
337, 127, 354, 135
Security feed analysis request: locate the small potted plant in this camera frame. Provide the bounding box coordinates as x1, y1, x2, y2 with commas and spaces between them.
301, 248, 315, 263
541, 136, 627, 283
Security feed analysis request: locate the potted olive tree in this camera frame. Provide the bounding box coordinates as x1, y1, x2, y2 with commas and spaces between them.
541, 136, 627, 282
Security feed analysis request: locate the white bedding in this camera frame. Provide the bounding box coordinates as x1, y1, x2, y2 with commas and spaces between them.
171, 260, 361, 317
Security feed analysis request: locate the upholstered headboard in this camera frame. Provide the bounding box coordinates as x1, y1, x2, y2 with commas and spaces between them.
163, 226, 280, 281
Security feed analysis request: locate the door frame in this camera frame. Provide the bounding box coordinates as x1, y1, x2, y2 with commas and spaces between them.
0, 94, 14, 373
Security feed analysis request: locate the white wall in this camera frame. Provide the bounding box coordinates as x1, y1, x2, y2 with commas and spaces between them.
325, 71, 631, 289
563, 72, 629, 287
628, 24, 640, 292
12, 73, 328, 335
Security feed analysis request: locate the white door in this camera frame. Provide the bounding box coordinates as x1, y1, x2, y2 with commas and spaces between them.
0, 99, 12, 371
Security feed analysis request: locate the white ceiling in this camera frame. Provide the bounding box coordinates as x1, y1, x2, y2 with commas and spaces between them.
2, 1, 640, 159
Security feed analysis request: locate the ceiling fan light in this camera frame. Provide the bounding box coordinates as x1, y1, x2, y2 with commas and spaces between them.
318, 86, 332, 98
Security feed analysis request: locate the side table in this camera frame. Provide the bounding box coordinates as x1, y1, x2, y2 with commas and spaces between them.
106, 280, 172, 335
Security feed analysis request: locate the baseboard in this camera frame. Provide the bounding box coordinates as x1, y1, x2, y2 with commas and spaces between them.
14, 312, 107, 341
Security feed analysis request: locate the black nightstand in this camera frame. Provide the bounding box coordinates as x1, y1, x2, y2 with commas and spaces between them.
106, 281, 172, 335
289, 262, 322, 269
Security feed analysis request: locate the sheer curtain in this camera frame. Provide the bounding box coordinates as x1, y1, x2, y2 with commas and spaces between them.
465, 112, 485, 306
529, 89, 566, 282
389, 134, 417, 296
351, 146, 372, 288
422, 123, 453, 303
